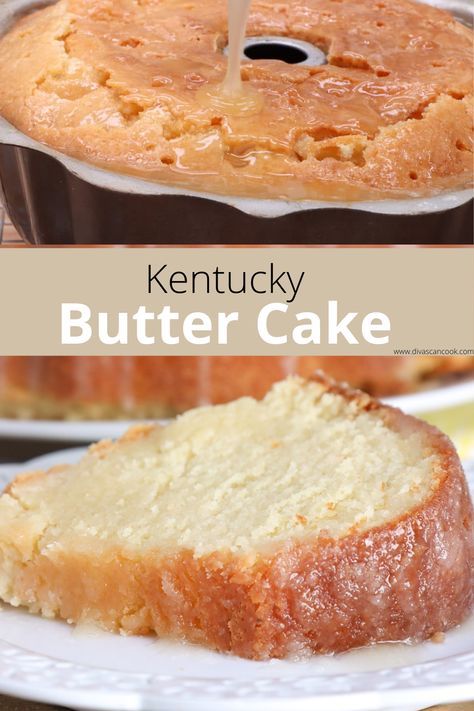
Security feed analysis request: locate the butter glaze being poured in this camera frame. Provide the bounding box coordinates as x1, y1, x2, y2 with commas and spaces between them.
0, 0, 472, 201
198, 0, 263, 117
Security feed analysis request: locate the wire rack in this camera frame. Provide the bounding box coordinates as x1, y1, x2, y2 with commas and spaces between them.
0, 204, 22, 244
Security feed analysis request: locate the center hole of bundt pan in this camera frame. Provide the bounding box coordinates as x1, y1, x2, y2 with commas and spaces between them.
225, 37, 327, 66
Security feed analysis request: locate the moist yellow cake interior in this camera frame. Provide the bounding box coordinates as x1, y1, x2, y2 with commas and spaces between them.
1, 379, 438, 558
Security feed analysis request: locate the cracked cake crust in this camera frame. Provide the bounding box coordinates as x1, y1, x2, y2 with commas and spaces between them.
0, 0, 472, 200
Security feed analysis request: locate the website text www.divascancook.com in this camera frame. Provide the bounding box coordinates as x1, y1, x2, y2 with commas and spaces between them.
393, 348, 474, 356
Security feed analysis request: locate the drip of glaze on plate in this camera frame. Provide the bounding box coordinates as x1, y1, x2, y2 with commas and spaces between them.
198, 0, 263, 117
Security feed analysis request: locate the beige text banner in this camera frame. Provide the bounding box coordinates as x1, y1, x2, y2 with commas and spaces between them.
0, 247, 472, 356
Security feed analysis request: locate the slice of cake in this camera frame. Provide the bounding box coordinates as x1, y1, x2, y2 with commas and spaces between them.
0, 377, 472, 660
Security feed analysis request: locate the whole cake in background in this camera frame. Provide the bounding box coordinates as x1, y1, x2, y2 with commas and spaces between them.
0, 0, 472, 200
0, 355, 472, 420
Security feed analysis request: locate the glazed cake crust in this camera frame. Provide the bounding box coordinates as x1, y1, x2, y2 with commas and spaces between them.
0, 379, 472, 660
0, 355, 473, 419
0, 0, 472, 200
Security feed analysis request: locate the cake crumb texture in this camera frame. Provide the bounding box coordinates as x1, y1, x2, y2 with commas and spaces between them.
0, 377, 472, 659
0, 0, 472, 199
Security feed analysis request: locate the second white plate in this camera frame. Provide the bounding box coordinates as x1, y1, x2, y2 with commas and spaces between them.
0, 378, 473, 443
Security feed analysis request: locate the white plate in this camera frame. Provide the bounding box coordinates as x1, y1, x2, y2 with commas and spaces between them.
0, 378, 473, 444
0, 416, 147, 443
0, 451, 473, 711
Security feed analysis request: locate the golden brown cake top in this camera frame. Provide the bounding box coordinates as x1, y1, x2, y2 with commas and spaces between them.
0, 0, 472, 200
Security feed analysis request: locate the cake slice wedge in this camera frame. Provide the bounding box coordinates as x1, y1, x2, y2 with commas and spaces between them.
0, 376, 472, 660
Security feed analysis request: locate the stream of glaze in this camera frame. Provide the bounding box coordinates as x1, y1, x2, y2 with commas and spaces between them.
198, 0, 263, 117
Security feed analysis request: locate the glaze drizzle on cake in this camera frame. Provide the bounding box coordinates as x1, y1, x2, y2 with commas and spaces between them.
0, 355, 473, 420
0, 0, 472, 199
